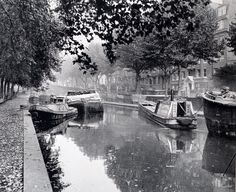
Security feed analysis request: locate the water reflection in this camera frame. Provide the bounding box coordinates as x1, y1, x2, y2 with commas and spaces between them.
202, 135, 236, 191
38, 128, 69, 191
68, 112, 103, 129
38, 106, 235, 192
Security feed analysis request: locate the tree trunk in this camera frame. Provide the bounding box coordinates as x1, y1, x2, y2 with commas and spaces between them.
0, 78, 3, 98
6, 82, 10, 99
164, 75, 170, 97
17, 85, 20, 93
4, 81, 8, 99
107, 75, 111, 94
10, 83, 15, 98
177, 65, 181, 96
135, 73, 141, 94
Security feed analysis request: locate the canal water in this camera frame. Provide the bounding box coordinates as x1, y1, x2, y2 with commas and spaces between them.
38, 105, 235, 192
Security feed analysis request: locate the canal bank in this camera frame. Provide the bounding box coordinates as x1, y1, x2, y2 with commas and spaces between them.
24, 110, 53, 192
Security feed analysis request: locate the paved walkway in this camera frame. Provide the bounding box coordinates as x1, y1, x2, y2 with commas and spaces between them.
0, 94, 27, 192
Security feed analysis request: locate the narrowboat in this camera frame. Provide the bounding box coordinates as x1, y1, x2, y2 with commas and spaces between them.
29, 96, 77, 131
202, 87, 236, 136
138, 99, 197, 130
66, 90, 103, 114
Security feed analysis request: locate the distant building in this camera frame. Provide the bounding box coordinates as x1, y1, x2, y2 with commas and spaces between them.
98, 68, 136, 93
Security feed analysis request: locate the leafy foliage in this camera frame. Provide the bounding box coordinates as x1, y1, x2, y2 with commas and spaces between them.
116, 37, 155, 92
213, 64, 236, 91
116, 4, 222, 92
0, 0, 62, 88
143, 5, 222, 73
228, 20, 236, 55
56, 0, 210, 74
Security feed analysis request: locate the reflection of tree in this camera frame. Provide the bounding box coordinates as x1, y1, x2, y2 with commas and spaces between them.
67, 127, 124, 160
104, 136, 214, 192
38, 135, 70, 191
70, 112, 103, 129
104, 137, 174, 192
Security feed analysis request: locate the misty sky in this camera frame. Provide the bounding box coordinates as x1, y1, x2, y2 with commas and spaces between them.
211, 0, 222, 3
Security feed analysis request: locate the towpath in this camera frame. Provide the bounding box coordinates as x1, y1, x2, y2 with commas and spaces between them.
0, 94, 27, 191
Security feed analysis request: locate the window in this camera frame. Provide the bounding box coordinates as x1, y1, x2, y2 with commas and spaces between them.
204, 69, 207, 77
196, 69, 201, 77
153, 77, 156, 85
218, 5, 227, 17
182, 71, 186, 79
149, 79, 152, 85
195, 83, 199, 91
188, 69, 195, 77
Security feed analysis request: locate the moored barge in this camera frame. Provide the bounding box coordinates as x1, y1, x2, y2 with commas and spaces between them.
202, 88, 236, 136
138, 99, 197, 130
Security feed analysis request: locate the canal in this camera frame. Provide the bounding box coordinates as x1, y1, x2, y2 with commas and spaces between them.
38, 105, 235, 192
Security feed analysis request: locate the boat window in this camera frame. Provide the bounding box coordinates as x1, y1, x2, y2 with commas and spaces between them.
177, 102, 186, 117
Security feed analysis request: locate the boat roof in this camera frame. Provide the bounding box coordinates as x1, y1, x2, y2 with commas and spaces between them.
67, 89, 96, 95
203, 92, 236, 106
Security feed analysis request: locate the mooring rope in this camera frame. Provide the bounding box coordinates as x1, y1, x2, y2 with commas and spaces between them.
223, 152, 236, 176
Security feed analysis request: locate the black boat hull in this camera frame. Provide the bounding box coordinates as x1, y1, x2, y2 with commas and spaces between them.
203, 95, 236, 136
30, 109, 77, 132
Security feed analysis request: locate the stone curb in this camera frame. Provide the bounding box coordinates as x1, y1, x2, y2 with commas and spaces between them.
23, 110, 53, 192
102, 101, 138, 109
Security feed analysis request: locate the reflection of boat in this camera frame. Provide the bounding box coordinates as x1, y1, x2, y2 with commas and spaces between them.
157, 130, 196, 154
29, 96, 77, 131
202, 135, 236, 190
37, 119, 69, 136
202, 88, 236, 136
68, 112, 103, 129
66, 90, 103, 114
139, 99, 197, 130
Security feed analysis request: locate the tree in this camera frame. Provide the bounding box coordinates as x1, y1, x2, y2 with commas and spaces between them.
228, 19, 236, 55
0, 0, 62, 99
213, 19, 236, 91
142, 4, 222, 94
116, 38, 155, 93
213, 64, 236, 91
55, 0, 210, 74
